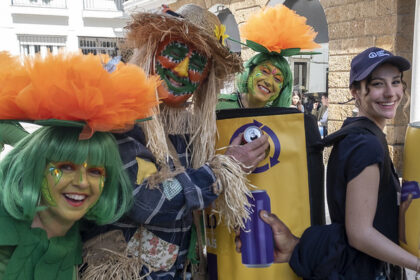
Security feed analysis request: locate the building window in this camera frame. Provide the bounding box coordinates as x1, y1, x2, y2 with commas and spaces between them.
11, 0, 67, 8
78, 37, 123, 57
18, 35, 66, 57
293, 62, 308, 92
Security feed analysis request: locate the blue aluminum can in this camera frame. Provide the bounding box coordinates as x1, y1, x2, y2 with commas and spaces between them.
240, 190, 274, 268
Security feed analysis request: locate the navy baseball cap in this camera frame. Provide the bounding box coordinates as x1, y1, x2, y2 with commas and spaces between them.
349, 47, 411, 87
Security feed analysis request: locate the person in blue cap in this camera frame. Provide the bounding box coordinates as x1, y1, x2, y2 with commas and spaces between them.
236, 47, 420, 279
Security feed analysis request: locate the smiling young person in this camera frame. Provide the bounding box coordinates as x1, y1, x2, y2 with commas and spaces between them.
217, 52, 294, 110
246, 47, 420, 279
217, 6, 319, 110
0, 52, 158, 280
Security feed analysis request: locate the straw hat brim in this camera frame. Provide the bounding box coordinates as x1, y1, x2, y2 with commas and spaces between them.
125, 12, 243, 79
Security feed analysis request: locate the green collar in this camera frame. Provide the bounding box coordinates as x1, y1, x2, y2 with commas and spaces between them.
0, 207, 82, 280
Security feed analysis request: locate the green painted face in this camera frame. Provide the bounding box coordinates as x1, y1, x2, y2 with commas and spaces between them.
40, 161, 106, 224
155, 38, 209, 106
247, 60, 284, 106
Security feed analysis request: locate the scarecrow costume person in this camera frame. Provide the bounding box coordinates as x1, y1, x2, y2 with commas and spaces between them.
0, 52, 158, 280
81, 4, 270, 280
217, 4, 320, 110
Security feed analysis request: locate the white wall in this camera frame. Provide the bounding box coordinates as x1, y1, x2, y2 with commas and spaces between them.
308, 43, 329, 93
0, 0, 129, 55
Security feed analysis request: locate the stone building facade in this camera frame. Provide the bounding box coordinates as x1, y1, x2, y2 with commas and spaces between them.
168, 0, 415, 173
322, 0, 415, 173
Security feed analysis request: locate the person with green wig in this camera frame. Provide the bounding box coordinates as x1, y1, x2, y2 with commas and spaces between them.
0, 126, 133, 280
0, 51, 159, 280
217, 53, 293, 109
217, 4, 320, 110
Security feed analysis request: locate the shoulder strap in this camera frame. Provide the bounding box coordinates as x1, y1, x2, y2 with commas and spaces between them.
321, 118, 384, 147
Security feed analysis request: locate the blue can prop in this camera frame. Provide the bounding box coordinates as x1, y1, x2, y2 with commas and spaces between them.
401, 181, 420, 201
240, 190, 274, 268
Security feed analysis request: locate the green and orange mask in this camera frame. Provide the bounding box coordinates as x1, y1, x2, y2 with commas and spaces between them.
155, 37, 209, 107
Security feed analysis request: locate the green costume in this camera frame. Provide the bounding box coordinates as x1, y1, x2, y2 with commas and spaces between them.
217, 93, 241, 110
0, 122, 28, 151
0, 206, 82, 280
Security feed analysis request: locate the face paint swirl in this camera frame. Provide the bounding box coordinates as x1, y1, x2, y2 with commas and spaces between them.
155, 38, 209, 106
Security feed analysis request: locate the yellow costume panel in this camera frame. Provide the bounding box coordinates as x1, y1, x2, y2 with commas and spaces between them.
401, 124, 420, 257
206, 112, 310, 279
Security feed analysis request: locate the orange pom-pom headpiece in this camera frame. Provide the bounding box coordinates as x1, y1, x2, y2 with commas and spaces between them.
239, 5, 320, 56
0, 52, 160, 139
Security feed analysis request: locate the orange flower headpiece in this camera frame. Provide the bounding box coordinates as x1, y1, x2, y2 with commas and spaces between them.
0, 52, 160, 139
239, 5, 320, 56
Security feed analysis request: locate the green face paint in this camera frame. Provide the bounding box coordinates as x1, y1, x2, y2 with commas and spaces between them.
40, 163, 63, 206
246, 60, 284, 106
40, 161, 106, 224
99, 175, 105, 193
48, 163, 63, 184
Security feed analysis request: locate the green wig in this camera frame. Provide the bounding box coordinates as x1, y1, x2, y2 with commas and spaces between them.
237, 53, 293, 108
0, 126, 132, 225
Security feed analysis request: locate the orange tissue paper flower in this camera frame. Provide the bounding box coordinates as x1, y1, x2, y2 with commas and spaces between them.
0, 52, 160, 133
240, 5, 320, 53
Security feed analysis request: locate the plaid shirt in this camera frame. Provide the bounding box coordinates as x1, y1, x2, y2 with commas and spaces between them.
89, 126, 219, 279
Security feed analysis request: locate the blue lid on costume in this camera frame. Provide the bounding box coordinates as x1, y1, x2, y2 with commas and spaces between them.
349, 47, 411, 87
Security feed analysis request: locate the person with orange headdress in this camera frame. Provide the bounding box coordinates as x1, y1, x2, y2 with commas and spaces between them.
217, 5, 320, 110
0, 52, 158, 280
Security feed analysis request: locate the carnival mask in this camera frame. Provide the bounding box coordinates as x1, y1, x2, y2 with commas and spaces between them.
247, 61, 284, 105
155, 37, 209, 107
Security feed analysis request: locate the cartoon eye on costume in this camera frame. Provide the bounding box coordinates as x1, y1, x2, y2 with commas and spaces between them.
189, 51, 207, 72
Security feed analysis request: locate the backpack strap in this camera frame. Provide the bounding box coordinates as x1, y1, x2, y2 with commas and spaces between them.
321, 118, 384, 147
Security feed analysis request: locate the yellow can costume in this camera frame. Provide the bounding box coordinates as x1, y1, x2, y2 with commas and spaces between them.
401, 123, 420, 258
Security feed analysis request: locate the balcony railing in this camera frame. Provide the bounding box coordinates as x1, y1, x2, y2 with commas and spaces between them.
11, 0, 67, 8
83, 0, 125, 11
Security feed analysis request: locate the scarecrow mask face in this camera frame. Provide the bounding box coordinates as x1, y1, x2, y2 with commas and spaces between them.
155, 37, 209, 107
247, 60, 284, 105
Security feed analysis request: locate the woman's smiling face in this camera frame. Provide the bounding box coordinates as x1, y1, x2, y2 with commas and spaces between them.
247, 60, 284, 105
353, 63, 403, 129
40, 161, 105, 224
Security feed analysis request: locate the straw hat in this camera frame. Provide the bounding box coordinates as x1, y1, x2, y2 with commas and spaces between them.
125, 4, 242, 79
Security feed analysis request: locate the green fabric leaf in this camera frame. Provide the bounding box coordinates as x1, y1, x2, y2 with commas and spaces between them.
34, 119, 85, 127
279, 48, 301, 56
246, 40, 270, 54
0, 207, 81, 280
